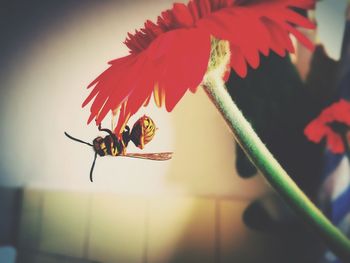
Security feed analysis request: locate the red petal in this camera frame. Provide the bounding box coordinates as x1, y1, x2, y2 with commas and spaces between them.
84, 0, 316, 134
114, 60, 156, 134
195, 0, 313, 75
84, 55, 138, 124
332, 100, 350, 125
96, 55, 147, 125
284, 23, 314, 52
262, 18, 289, 56
198, 0, 212, 17
151, 29, 211, 111
304, 100, 350, 154
327, 132, 345, 154
304, 120, 328, 143
230, 44, 248, 78
188, 1, 200, 21
285, 0, 316, 9
173, 3, 194, 27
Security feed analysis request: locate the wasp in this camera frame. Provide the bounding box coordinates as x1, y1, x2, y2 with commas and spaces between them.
65, 115, 172, 182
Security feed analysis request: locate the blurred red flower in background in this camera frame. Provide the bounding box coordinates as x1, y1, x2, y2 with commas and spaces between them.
304, 99, 350, 154
82, 0, 315, 135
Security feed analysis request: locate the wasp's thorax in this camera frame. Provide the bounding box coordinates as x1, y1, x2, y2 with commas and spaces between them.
92, 126, 130, 157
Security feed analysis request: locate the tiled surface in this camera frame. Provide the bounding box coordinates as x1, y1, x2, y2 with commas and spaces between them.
32, 253, 93, 263
16, 190, 296, 263
147, 197, 215, 263
27, 254, 64, 263
219, 200, 279, 263
87, 194, 146, 263
16, 250, 37, 263
39, 191, 90, 258
16, 250, 94, 263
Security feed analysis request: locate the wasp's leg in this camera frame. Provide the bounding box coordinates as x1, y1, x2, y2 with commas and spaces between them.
98, 124, 114, 136
98, 124, 119, 148
90, 152, 98, 182
121, 143, 127, 155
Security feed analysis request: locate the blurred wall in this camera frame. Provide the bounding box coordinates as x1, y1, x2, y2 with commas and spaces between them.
0, 0, 269, 197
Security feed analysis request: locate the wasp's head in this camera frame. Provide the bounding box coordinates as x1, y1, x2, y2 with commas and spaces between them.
130, 115, 157, 149
92, 136, 106, 156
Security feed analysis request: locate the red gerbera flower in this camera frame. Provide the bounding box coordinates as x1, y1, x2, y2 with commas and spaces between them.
83, 0, 315, 135
304, 99, 350, 154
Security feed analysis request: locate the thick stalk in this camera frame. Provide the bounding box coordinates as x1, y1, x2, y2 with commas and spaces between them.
203, 76, 350, 261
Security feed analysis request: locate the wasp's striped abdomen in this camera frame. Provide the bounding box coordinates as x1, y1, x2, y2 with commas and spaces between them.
130, 115, 156, 149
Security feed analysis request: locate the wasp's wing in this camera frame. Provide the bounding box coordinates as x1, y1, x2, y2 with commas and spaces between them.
120, 152, 173, 161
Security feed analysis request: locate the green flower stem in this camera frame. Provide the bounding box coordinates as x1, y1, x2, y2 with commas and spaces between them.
203, 76, 350, 261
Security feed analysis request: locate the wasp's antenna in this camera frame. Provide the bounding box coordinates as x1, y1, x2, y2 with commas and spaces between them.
64, 132, 93, 147
90, 152, 98, 182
